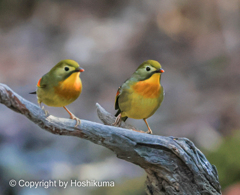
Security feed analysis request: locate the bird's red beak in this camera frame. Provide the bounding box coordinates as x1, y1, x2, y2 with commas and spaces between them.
79, 68, 84, 72
75, 67, 84, 72
155, 68, 164, 73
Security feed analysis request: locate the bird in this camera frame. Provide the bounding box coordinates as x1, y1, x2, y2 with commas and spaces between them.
30, 59, 84, 127
113, 60, 164, 134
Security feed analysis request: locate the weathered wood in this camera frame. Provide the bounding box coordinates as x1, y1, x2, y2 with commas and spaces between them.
0, 83, 221, 195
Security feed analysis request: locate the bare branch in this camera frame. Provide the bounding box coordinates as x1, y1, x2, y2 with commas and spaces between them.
96, 103, 145, 133
0, 83, 221, 195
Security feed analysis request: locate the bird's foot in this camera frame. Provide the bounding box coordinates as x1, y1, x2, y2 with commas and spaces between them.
41, 106, 49, 117
131, 128, 141, 133
112, 114, 122, 126
70, 114, 81, 127
146, 129, 153, 134
130, 128, 149, 134
63, 106, 81, 127
143, 119, 153, 134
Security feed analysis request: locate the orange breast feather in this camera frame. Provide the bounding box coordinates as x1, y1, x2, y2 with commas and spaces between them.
132, 74, 161, 98
54, 73, 82, 100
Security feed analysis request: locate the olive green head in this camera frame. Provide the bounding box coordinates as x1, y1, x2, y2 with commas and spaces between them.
133, 60, 164, 81
49, 59, 84, 81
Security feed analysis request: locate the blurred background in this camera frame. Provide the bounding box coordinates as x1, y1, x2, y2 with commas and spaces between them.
0, 0, 240, 194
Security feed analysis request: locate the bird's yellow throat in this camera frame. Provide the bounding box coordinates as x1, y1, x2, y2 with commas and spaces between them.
132, 73, 161, 98
54, 72, 82, 100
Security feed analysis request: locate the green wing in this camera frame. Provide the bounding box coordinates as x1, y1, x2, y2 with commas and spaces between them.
114, 83, 129, 122
37, 73, 48, 88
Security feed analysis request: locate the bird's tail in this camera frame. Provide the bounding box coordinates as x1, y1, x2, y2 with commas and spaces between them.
29, 91, 36, 94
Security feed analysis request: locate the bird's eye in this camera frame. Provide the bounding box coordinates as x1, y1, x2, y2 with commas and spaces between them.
146, 66, 151, 71
64, 67, 69, 71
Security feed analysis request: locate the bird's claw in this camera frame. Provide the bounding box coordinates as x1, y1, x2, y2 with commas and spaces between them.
70, 114, 81, 127
112, 114, 122, 126
112, 120, 121, 126
146, 130, 153, 134
131, 128, 152, 134
41, 106, 49, 116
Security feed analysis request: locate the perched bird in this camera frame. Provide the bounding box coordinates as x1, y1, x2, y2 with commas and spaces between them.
114, 60, 164, 134
30, 59, 84, 127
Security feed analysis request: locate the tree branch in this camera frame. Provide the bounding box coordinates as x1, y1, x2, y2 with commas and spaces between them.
0, 83, 221, 195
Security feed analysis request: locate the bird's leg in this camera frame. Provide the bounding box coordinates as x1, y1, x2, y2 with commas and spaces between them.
63, 106, 81, 127
38, 102, 49, 116
143, 119, 152, 134
112, 113, 122, 126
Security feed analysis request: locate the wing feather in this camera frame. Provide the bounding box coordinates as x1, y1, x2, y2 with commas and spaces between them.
115, 86, 121, 110
37, 74, 48, 88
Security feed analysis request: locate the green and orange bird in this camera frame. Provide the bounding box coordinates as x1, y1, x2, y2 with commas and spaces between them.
114, 60, 164, 134
30, 59, 84, 127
